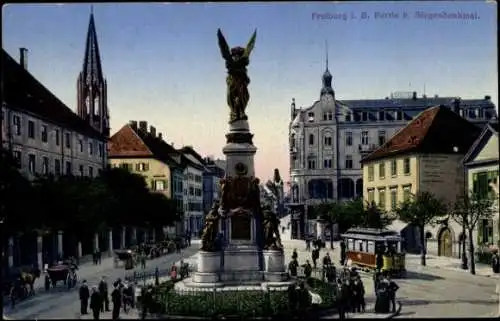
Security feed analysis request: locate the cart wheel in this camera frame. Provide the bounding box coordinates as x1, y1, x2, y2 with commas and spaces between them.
67, 274, 71, 289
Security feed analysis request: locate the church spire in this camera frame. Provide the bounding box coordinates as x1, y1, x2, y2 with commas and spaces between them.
77, 8, 109, 137
321, 40, 334, 97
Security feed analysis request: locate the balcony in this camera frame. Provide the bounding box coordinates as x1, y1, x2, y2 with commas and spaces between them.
358, 144, 378, 155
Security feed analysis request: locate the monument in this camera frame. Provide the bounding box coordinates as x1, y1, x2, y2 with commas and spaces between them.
176, 29, 290, 291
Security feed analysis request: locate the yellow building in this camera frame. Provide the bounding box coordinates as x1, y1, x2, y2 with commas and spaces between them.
108, 121, 185, 206
361, 105, 482, 257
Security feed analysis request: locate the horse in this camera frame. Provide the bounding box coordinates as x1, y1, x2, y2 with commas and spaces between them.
18, 266, 41, 297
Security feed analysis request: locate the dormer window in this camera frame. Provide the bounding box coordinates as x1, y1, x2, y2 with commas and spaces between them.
323, 111, 333, 121
362, 112, 368, 121
308, 112, 315, 122
378, 111, 385, 121
396, 110, 403, 120
345, 112, 351, 122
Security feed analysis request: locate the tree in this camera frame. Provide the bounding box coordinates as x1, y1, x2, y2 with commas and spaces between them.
361, 201, 394, 229
450, 190, 495, 275
395, 191, 448, 266
313, 201, 345, 249
143, 193, 181, 227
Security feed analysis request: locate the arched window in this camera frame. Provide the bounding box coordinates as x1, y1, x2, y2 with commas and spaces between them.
290, 133, 296, 148
309, 134, 314, 145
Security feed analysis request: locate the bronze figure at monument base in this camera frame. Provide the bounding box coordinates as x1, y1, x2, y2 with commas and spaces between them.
200, 201, 221, 252
220, 176, 261, 212
262, 206, 283, 250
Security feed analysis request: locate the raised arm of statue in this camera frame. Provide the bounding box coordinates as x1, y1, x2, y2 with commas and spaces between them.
244, 30, 257, 58
217, 29, 232, 62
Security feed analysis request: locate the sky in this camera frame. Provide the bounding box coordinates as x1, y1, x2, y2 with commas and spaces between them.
2, 2, 498, 185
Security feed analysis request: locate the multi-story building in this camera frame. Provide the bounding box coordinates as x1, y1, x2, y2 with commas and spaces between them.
463, 122, 499, 249
178, 146, 206, 236
288, 59, 497, 239
361, 105, 482, 257
202, 157, 226, 213
2, 10, 110, 270
108, 120, 185, 234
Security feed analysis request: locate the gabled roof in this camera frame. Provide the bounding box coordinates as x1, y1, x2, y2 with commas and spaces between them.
2, 49, 104, 140
177, 146, 206, 170
362, 105, 482, 163
108, 124, 184, 168
463, 121, 499, 164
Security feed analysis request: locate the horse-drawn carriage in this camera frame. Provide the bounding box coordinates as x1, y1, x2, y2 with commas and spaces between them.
44, 262, 78, 290
115, 249, 136, 270
3, 265, 41, 300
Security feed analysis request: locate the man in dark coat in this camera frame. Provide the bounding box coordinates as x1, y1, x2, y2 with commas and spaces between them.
340, 241, 346, 265
79, 280, 90, 315
303, 260, 313, 279
311, 248, 319, 269
491, 249, 500, 273
111, 285, 122, 319
337, 279, 349, 320
322, 253, 332, 281
292, 248, 298, 260
288, 258, 299, 277
98, 276, 110, 312
388, 276, 399, 313
90, 286, 102, 320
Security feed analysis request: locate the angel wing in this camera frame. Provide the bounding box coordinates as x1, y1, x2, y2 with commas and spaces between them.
244, 29, 257, 58
217, 29, 232, 62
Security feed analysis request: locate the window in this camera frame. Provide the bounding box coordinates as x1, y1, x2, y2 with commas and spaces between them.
473, 171, 499, 198
347, 239, 354, 250
324, 136, 332, 146
89, 141, 94, 155
89, 166, 94, 178
378, 111, 385, 121
65, 133, 71, 148
55, 129, 60, 146
367, 241, 375, 253
13, 115, 21, 135
345, 132, 353, 146
391, 160, 397, 176
55, 159, 61, 175
189, 187, 194, 195
378, 188, 386, 209
323, 159, 332, 169
41, 125, 48, 142
403, 158, 411, 175
98, 144, 103, 157
155, 180, 166, 191
403, 185, 412, 202
307, 112, 315, 122
309, 134, 314, 145
379, 163, 385, 179
396, 111, 403, 120
13, 151, 21, 168
358, 240, 364, 252
79, 165, 84, 176
66, 161, 72, 175
42, 157, 49, 175
367, 189, 375, 203
345, 155, 353, 169
368, 165, 374, 181
361, 131, 369, 145
362, 112, 368, 121
308, 159, 316, 169
136, 163, 149, 172
28, 154, 36, 173
390, 188, 398, 209
345, 112, 351, 122
28, 120, 35, 139
79, 139, 83, 152
480, 219, 493, 244
323, 111, 333, 121
378, 130, 386, 146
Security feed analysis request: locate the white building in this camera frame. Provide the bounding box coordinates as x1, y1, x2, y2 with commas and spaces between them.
288, 57, 497, 238
179, 147, 205, 236
2, 49, 107, 180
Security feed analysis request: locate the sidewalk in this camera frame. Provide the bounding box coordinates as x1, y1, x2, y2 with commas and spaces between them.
406, 253, 499, 278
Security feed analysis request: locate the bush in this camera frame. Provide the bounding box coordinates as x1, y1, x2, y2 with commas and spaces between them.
157, 289, 290, 317
306, 277, 338, 309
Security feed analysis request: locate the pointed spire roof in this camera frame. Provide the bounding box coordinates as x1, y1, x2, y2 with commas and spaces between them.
321, 40, 333, 96
82, 10, 104, 85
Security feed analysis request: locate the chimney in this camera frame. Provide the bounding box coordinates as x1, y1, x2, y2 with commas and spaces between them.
452, 98, 461, 114
412, 91, 417, 100
158, 133, 163, 140
485, 95, 491, 101
129, 120, 138, 131
19, 48, 28, 69
138, 121, 148, 132
149, 125, 156, 137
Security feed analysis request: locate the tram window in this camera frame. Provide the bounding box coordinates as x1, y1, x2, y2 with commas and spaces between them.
367, 241, 375, 253
358, 241, 364, 252
348, 239, 354, 250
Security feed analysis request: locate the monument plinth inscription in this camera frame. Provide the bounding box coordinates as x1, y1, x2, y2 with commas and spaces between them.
231, 214, 251, 240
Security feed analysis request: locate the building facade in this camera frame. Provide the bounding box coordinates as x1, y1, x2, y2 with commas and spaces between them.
108, 121, 185, 231
361, 106, 483, 257
463, 122, 499, 249
178, 147, 205, 236
288, 59, 497, 238
202, 157, 226, 213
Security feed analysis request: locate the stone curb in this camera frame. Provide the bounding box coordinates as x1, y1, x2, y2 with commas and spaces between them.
429, 264, 499, 279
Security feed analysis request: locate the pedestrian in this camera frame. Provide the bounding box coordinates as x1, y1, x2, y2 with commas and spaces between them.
326, 264, 336, 283
376, 251, 384, 271
356, 275, 366, 312
288, 258, 299, 277
491, 249, 500, 274
297, 281, 311, 319
322, 253, 332, 281
340, 240, 346, 265
176, 241, 181, 254
337, 279, 349, 320
387, 275, 399, 313
9, 284, 16, 308
98, 276, 110, 312
79, 280, 90, 315
141, 287, 153, 319
92, 251, 97, 265
303, 260, 312, 280
287, 284, 297, 313
111, 284, 122, 319
292, 248, 298, 260
90, 286, 102, 320
311, 248, 319, 269
373, 270, 381, 293
97, 248, 102, 265
170, 263, 178, 280
140, 254, 146, 269
305, 238, 311, 251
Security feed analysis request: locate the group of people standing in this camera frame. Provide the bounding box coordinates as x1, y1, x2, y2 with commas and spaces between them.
79, 276, 136, 320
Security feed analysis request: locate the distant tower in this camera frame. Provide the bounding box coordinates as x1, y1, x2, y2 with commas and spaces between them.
320, 40, 335, 98
77, 9, 110, 137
